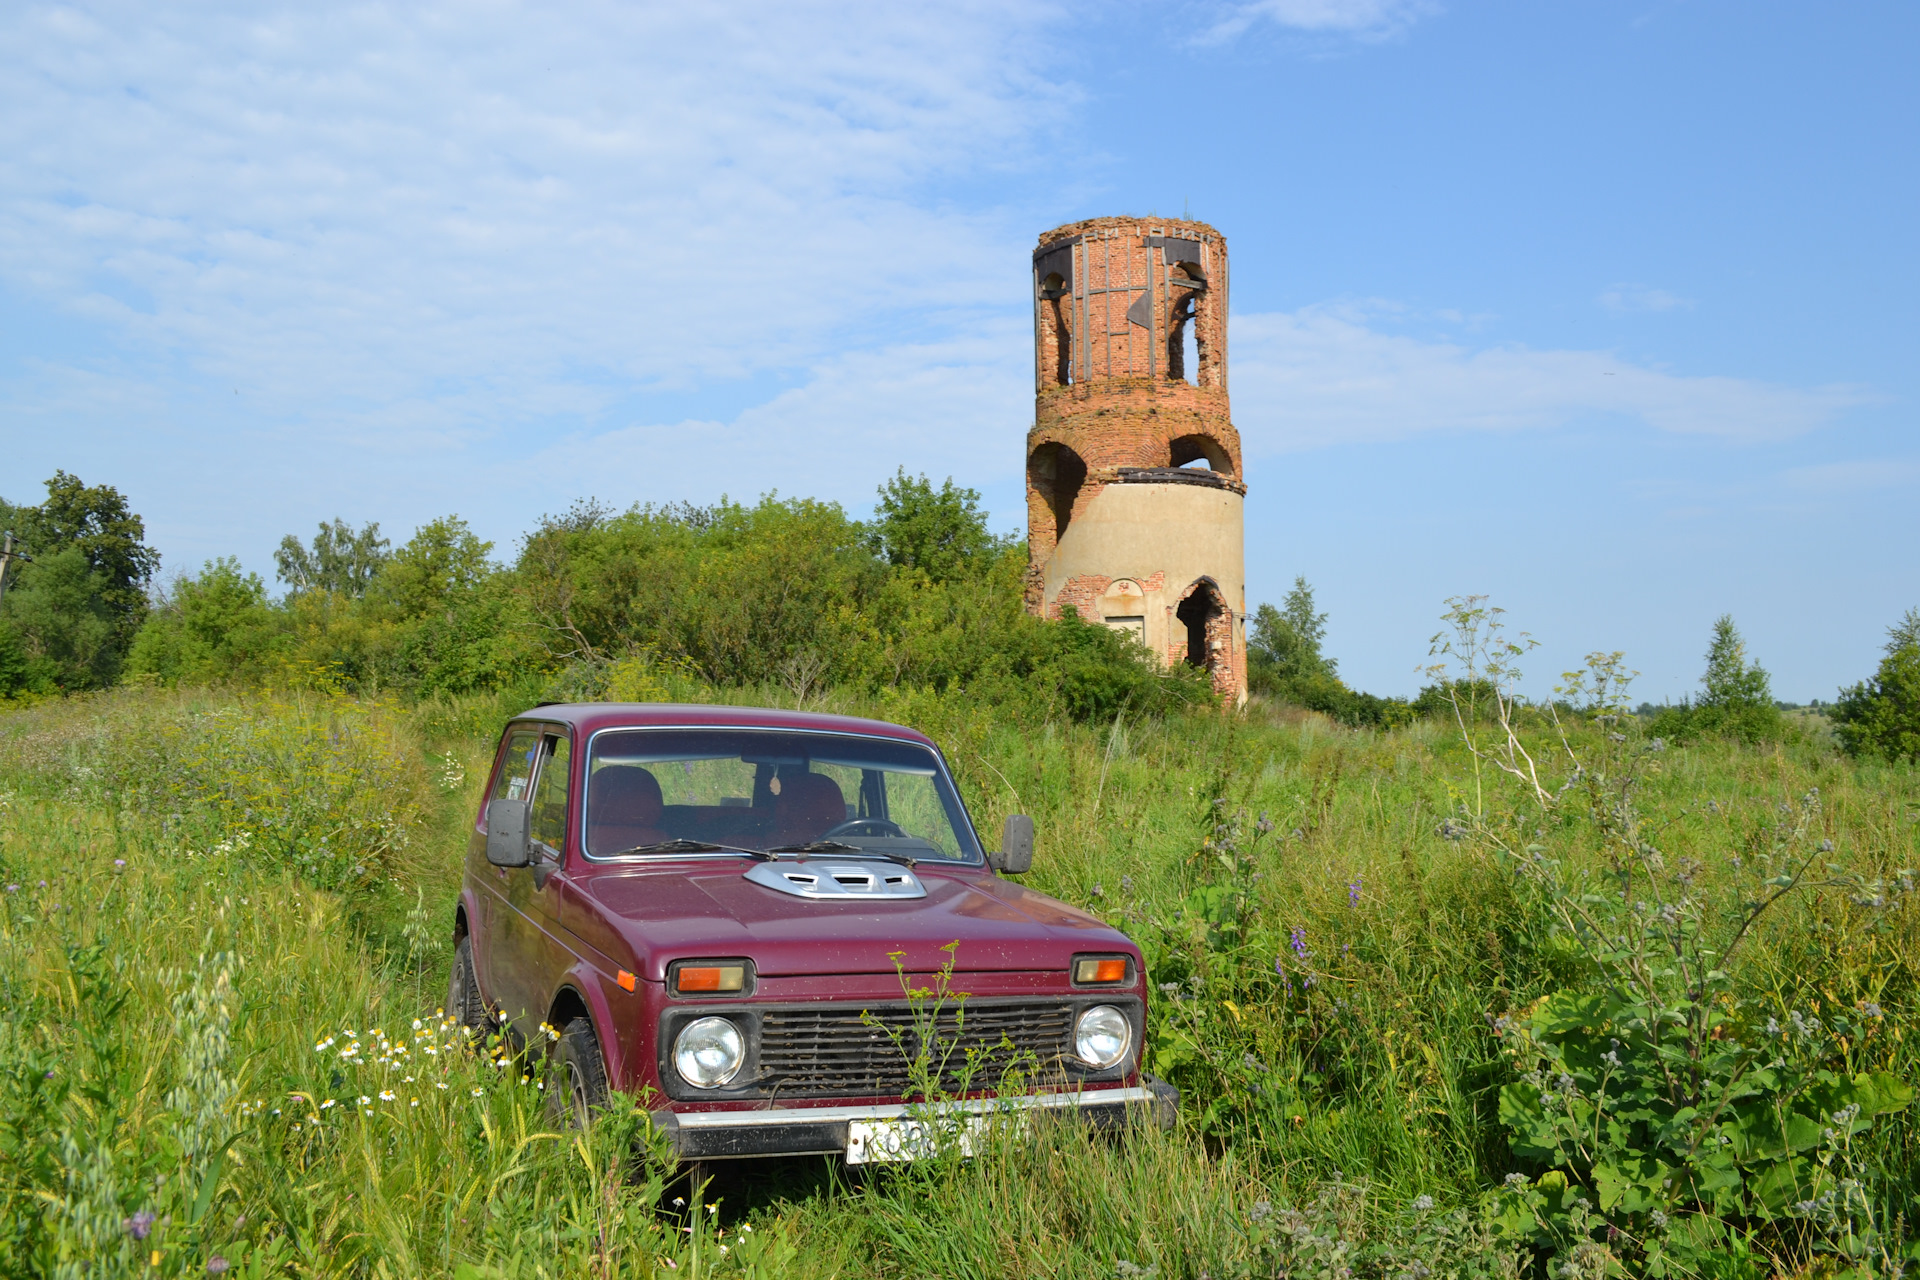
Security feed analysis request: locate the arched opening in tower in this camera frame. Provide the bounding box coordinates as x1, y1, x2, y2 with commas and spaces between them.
1040, 272, 1073, 386
1166, 290, 1196, 384
1169, 433, 1233, 475
1027, 442, 1087, 548
1165, 263, 1207, 385
1175, 579, 1230, 687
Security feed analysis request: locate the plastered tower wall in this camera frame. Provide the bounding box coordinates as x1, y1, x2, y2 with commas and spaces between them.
1024, 216, 1247, 703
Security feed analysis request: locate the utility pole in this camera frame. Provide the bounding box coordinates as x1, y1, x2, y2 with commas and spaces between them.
0, 531, 30, 609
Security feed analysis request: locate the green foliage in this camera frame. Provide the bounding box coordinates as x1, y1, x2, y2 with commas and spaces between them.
0, 473, 159, 691
1248, 578, 1416, 727
1833, 611, 1920, 765
1424, 607, 1918, 1276
128, 559, 286, 687
1046, 604, 1212, 722
1652, 616, 1785, 745
1249, 576, 1335, 684
866, 469, 1009, 584
0, 549, 117, 693
273, 519, 391, 598
0, 621, 28, 700
3, 657, 1920, 1276
1487, 793, 1914, 1275
1239, 1179, 1519, 1280
0, 688, 431, 894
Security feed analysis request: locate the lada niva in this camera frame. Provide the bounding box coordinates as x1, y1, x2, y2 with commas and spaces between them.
448, 702, 1175, 1161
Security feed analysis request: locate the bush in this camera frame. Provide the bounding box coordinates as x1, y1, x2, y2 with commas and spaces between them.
1644, 615, 1784, 745
1832, 611, 1920, 765
127, 559, 286, 687
1248, 578, 1415, 727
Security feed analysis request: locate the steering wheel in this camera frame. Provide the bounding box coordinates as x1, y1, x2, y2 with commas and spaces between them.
822, 817, 908, 839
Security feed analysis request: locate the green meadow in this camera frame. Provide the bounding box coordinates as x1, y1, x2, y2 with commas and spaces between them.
2, 670, 1917, 1279
4, 474, 1920, 1277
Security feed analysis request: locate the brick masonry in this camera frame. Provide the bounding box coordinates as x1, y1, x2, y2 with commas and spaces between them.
1024, 215, 1248, 703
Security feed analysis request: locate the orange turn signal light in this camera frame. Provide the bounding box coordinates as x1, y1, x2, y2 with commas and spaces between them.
673, 964, 746, 994
616, 970, 636, 992
1074, 957, 1128, 984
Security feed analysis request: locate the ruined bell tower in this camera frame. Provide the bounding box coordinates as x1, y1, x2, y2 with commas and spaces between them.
1025, 216, 1247, 703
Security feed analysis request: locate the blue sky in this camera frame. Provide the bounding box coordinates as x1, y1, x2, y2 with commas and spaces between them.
1, 0, 1914, 701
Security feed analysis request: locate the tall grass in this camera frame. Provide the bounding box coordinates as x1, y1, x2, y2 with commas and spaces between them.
1, 684, 1916, 1277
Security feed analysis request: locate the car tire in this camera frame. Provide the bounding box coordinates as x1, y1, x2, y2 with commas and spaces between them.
448, 935, 490, 1035
551, 1016, 610, 1129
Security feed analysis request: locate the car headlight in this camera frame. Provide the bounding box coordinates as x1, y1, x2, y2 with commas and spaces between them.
674, 1016, 745, 1088
1074, 1005, 1131, 1069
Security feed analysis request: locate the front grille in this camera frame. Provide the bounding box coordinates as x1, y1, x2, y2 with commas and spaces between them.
754, 1001, 1076, 1097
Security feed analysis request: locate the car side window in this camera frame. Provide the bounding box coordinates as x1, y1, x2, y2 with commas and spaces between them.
491, 731, 542, 803
530, 734, 571, 855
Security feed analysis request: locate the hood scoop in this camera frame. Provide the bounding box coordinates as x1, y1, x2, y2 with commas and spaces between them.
744, 860, 927, 901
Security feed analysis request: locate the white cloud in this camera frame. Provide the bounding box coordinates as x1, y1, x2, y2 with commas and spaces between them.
1780, 459, 1920, 493
1599, 283, 1694, 313
1228, 304, 1871, 451
0, 0, 1065, 442
1207, 0, 1439, 41
511, 320, 1035, 516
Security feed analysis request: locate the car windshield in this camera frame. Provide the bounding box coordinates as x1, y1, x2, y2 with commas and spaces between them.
583, 728, 982, 863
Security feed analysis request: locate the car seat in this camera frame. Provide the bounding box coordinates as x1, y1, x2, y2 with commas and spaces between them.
773, 771, 848, 846
587, 765, 667, 856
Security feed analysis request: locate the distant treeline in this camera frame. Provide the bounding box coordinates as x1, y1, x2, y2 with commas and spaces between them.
2, 471, 1915, 759
0, 471, 1208, 723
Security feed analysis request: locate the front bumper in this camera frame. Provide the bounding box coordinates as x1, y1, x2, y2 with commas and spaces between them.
650, 1078, 1180, 1160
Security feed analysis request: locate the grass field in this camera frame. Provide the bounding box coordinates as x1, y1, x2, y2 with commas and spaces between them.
3, 681, 1917, 1278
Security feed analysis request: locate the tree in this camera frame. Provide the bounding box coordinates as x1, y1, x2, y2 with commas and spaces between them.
376, 517, 494, 618
127, 559, 285, 685
1658, 615, 1781, 743
1832, 609, 1920, 764
1248, 576, 1338, 688
866, 470, 1007, 583
0, 472, 159, 689
275, 519, 391, 597
1886, 607, 1920, 654
0, 620, 27, 698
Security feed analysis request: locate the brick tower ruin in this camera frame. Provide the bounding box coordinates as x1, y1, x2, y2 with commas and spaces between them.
1025, 216, 1247, 703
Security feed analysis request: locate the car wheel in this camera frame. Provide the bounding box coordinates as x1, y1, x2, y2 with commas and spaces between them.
448, 935, 490, 1035
550, 1017, 610, 1129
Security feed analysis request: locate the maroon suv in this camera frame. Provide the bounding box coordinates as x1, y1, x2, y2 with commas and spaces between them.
448, 702, 1174, 1161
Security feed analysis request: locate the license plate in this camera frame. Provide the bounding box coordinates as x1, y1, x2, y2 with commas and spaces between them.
845, 1115, 989, 1164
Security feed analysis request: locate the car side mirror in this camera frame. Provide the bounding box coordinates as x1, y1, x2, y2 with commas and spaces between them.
486, 798, 532, 867
991, 814, 1034, 875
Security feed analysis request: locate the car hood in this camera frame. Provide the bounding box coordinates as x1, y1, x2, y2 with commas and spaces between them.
587, 863, 1132, 979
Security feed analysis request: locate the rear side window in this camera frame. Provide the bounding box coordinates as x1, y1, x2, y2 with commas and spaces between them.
491, 731, 542, 802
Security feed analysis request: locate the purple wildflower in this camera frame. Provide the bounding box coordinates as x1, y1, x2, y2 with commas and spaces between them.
113, 859, 126, 869
1289, 927, 1310, 961
124, 1211, 156, 1240
1275, 956, 1286, 977
1348, 876, 1362, 908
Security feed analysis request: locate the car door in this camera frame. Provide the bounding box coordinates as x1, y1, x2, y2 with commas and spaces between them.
473, 727, 542, 1013
497, 726, 575, 1038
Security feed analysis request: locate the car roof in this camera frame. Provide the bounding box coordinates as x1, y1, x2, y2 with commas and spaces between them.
506, 702, 938, 747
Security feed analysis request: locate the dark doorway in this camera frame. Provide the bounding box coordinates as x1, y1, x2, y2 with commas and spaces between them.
1176, 582, 1223, 669
1028, 443, 1088, 546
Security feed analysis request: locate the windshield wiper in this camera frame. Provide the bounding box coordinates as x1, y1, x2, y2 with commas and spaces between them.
768, 841, 917, 866
606, 838, 773, 860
